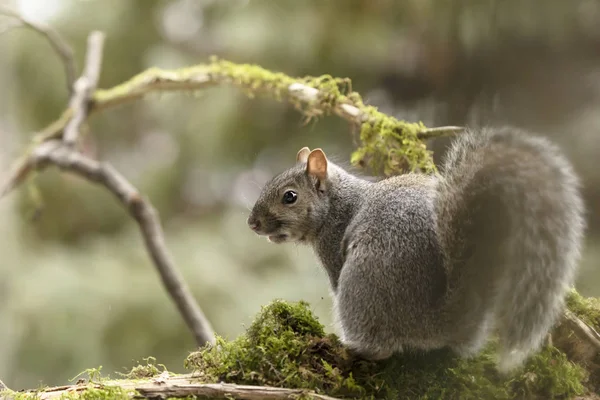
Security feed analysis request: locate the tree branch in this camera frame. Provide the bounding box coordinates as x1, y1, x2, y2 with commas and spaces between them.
563, 310, 600, 351
0, 29, 216, 348
135, 382, 342, 400
1, 59, 460, 177
90, 71, 462, 141
0, 374, 343, 400
63, 31, 105, 146
0, 6, 77, 94
417, 125, 465, 140
91, 66, 462, 141
27, 140, 215, 347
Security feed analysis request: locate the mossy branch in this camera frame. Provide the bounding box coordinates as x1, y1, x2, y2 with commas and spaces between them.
14, 57, 463, 179
90, 58, 463, 174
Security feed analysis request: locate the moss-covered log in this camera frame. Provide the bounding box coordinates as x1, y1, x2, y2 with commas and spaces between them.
2, 292, 598, 400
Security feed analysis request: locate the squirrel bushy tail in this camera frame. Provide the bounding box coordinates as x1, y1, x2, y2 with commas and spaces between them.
435, 127, 585, 372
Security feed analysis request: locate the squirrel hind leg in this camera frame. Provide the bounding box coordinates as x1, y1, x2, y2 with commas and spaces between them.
343, 339, 397, 361
333, 303, 398, 361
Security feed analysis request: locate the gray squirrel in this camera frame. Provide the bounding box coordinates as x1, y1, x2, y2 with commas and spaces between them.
246, 126, 585, 372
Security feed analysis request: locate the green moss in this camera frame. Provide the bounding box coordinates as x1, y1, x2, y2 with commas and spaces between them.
57, 386, 132, 400
1, 391, 41, 400
508, 347, 585, 399
185, 300, 586, 399
564, 291, 600, 392
566, 290, 600, 330
118, 357, 165, 380
350, 106, 433, 175
70, 367, 106, 384
206, 57, 299, 102
0, 385, 132, 400
184, 300, 367, 398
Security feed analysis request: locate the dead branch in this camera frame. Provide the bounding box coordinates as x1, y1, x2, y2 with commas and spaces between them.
26, 140, 215, 346
0, 5, 76, 94
0, 156, 31, 198
563, 310, 600, 351
417, 125, 466, 140
0, 28, 215, 348
135, 382, 342, 400
0, 373, 343, 400
63, 31, 105, 146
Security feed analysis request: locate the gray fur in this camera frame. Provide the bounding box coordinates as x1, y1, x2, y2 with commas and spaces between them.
247, 126, 585, 372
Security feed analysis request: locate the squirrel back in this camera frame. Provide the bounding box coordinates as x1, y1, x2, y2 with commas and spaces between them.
247, 126, 585, 372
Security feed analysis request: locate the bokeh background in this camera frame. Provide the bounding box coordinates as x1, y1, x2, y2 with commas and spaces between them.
0, 0, 599, 390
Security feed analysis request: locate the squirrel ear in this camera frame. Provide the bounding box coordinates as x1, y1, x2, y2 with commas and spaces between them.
306, 148, 328, 181
296, 147, 310, 163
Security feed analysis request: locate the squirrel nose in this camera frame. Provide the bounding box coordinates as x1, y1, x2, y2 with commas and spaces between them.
247, 216, 261, 231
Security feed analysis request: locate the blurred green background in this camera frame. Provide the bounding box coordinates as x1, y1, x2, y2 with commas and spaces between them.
0, 0, 599, 390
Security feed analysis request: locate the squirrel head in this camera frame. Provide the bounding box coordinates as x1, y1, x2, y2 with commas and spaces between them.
247, 147, 331, 244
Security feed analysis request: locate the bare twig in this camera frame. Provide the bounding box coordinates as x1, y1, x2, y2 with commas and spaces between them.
0, 379, 7, 391
26, 140, 215, 346
0, 156, 32, 198
63, 31, 105, 146
0, 6, 76, 94
417, 125, 465, 140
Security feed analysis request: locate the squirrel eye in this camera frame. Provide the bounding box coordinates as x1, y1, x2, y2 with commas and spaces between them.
282, 190, 297, 204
